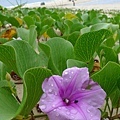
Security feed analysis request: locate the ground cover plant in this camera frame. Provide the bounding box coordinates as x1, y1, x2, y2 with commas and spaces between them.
0, 6, 120, 120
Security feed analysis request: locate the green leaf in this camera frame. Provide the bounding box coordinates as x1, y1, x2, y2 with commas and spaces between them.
17, 25, 37, 48
91, 23, 119, 32
0, 13, 8, 23
46, 37, 74, 75
17, 28, 29, 41
74, 29, 111, 62
6, 40, 47, 77
7, 17, 20, 27
67, 59, 87, 68
16, 67, 52, 116
110, 88, 120, 108
67, 31, 80, 46
91, 62, 120, 96
102, 46, 118, 63
0, 38, 8, 44
23, 15, 35, 28
0, 45, 18, 74
29, 25, 37, 48
47, 27, 58, 38
0, 88, 19, 120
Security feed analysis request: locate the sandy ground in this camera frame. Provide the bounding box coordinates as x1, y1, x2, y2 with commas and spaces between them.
12, 0, 120, 119
21, 0, 120, 10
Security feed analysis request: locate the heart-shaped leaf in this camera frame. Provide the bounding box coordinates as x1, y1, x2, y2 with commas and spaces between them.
74, 29, 111, 62
6, 40, 47, 77
91, 62, 120, 96
16, 67, 52, 116
0, 45, 18, 74
46, 37, 74, 75
0, 88, 20, 120
67, 59, 87, 68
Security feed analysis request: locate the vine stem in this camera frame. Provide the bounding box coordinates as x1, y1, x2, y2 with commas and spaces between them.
34, 114, 47, 118
111, 113, 120, 119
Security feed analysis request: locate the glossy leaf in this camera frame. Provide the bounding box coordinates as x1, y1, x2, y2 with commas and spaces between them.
7, 17, 20, 27
67, 59, 87, 68
0, 88, 20, 120
110, 88, 120, 108
0, 45, 18, 74
6, 40, 47, 77
16, 67, 52, 116
46, 37, 74, 75
23, 15, 35, 28
74, 29, 111, 62
91, 62, 120, 96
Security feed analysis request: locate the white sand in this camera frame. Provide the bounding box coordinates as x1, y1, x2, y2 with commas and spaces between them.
21, 0, 120, 10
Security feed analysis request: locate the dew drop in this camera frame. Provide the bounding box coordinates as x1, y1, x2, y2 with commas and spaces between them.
71, 109, 77, 114
64, 71, 68, 75
49, 89, 52, 93
51, 84, 54, 87
66, 111, 70, 115
40, 105, 46, 110
52, 104, 56, 108
71, 115, 74, 119
56, 113, 59, 117
42, 93, 47, 99
81, 88, 85, 91
58, 107, 61, 110
71, 71, 74, 74
69, 76, 72, 79
87, 109, 90, 113
91, 114, 93, 117
54, 109, 56, 112
54, 92, 58, 96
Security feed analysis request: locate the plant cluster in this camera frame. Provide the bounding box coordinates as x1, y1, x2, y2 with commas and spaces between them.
0, 7, 120, 120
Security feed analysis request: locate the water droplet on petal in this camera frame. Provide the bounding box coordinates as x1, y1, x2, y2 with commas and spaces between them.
71, 71, 74, 74
42, 93, 47, 99
51, 84, 54, 87
40, 105, 46, 110
64, 71, 68, 75
43, 88, 46, 92
71, 115, 74, 119
82, 88, 85, 91
69, 76, 72, 79
49, 89, 52, 93
54, 92, 58, 96
56, 113, 59, 117
71, 109, 77, 114
54, 109, 56, 111
52, 104, 56, 108
87, 109, 90, 113
66, 111, 70, 115
58, 107, 61, 110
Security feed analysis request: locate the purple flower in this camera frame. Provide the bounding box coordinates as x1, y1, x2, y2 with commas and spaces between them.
39, 67, 106, 120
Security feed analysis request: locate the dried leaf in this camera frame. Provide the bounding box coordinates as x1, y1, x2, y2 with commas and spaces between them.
1, 28, 16, 40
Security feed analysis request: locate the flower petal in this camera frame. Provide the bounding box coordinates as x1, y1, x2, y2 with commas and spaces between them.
62, 67, 89, 98
70, 80, 106, 108
47, 103, 101, 120
39, 93, 64, 113
42, 75, 64, 96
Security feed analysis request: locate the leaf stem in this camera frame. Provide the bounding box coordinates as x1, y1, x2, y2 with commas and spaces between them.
34, 114, 47, 118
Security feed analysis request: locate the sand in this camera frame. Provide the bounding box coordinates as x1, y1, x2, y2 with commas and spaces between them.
21, 0, 120, 10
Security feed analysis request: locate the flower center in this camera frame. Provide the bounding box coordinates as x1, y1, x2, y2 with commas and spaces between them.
63, 98, 79, 105
63, 98, 70, 105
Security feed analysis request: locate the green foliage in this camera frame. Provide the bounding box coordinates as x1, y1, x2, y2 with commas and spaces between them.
91, 62, 120, 96
0, 7, 120, 119
74, 29, 111, 62
16, 67, 52, 116
0, 88, 20, 120
46, 37, 74, 75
